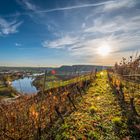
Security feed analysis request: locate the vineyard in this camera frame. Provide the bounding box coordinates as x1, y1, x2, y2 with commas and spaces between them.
114, 55, 140, 82
107, 55, 140, 139
0, 72, 95, 140
0, 56, 140, 140
113, 55, 140, 117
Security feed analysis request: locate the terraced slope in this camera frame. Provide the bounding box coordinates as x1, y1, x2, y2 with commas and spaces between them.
47, 72, 131, 140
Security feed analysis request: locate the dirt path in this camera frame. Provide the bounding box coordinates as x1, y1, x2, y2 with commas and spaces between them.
1, 95, 20, 103
50, 72, 129, 140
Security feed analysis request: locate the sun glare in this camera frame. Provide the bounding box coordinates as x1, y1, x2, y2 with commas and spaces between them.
97, 44, 111, 56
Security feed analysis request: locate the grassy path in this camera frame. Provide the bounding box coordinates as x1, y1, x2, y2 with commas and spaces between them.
50, 72, 129, 140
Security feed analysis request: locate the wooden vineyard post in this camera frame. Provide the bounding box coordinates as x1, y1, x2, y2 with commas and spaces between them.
130, 97, 139, 116
42, 70, 47, 93
89, 70, 92, 81
129, 83, 139, 116
67, 93, 76, 110
54, 106, 64, 123
95, 68, 97, 78
85, 75, 88, 90
77, 70, 83, 96
75, 84, 83, 98
119, 82, 125, 102
77, 70, 80, 83
36, 70, 47, 140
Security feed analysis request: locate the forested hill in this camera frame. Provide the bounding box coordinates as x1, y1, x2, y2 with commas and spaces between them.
55, 65, 110, 73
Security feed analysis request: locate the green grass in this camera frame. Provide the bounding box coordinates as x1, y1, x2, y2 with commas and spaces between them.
34, 74, 93, 90
0, 81, 18, 98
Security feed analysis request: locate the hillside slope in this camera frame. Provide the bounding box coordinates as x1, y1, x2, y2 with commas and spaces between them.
45, 72, 138, 140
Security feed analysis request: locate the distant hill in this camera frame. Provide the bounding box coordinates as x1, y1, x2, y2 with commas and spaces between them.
55, 65, 110, 74
0, 65, 111, 74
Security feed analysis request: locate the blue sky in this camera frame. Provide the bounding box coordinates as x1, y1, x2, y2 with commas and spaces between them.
0, 0, 140, 67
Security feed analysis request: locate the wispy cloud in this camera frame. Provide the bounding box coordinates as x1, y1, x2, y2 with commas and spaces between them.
0, 17, 22, 36
17, 0, 38, 11
36, 1, 114, 13
42, 36, 79, 48
15, 0, 112, 13
84, 15, 140, 34
22, 0, 37, 11
16, 0, 46, 24
103, 0, 136, 11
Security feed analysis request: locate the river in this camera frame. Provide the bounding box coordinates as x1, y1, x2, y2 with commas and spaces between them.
12, 77, 38, 94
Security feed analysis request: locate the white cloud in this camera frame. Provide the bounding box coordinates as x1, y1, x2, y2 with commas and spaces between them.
0, 17, 22, 36
84, 15, 140, 34
103, 0, 136, 11
42, 36, 79, 48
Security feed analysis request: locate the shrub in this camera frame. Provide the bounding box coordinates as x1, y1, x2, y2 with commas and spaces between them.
89, 106, 97, 114
111, 117, 122, 126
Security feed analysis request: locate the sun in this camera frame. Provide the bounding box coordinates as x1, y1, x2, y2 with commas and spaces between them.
97, 43, 111, 56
